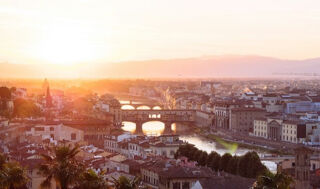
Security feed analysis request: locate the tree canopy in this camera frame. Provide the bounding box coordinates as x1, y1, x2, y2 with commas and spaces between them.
0, 87, 11, 99
13, 98, 41, 118
175, 144, 268, 178
0, 153, 29, 189
255, 171, 294, 189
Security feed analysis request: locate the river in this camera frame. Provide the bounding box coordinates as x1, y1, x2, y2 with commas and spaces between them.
119, 100, 277, 172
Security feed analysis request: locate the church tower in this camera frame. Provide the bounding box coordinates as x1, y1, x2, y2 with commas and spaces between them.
42, 78, 49, 95
295, 146, 312, 189
46, 86, 52, 108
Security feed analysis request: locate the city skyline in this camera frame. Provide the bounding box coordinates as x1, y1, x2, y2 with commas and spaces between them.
1, 1, 320, 188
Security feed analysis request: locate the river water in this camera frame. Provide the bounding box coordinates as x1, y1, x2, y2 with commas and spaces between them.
120, 100, 277, 172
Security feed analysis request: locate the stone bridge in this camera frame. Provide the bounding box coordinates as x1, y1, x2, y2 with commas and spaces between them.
121, 101, 163, 110
121, 109, 195, 134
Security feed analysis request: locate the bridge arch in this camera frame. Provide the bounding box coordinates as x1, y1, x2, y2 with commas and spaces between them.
121, 121, 136, 133
136, 105, 151, 110
121, 104, 135, 110
121, 120, 176, 136
142, 121, 165, 136
152, 106, 162, 110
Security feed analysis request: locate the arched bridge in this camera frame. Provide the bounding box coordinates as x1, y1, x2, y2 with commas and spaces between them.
121, 109, 195, 134
120, 101, 163, 110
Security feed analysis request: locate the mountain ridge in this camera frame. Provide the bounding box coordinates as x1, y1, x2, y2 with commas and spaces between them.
1, 55, 320, 78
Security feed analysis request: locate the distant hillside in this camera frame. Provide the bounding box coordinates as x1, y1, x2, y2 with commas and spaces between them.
1, 55, 320, 78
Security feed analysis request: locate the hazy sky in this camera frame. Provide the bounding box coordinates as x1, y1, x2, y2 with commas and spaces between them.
1, 0, 320, 66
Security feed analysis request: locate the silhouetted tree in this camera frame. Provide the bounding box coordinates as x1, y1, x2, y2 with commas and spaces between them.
38, 145, 84, 189
207, 152, 221, 171
76, 169, 108, 189
0, 87, 11, 99
219, 153, 232, 171
226, 155, 240, 175
238, 151, 267, 178
13, 98, 41, 118
198, 151, 208, 166
112, 176, 140, 189
0, 153, 29, 189
255, 171, 293, 189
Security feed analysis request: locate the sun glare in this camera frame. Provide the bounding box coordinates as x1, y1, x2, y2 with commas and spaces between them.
32, 24, 101, 65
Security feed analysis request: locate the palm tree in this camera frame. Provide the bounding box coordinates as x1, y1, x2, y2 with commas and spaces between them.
76, 169, 108, 189
255, 171, 294, 189
38, 145, 84, 189
111, 176, 140, 189
0, 154, 29, 189
0, 153, 7, 181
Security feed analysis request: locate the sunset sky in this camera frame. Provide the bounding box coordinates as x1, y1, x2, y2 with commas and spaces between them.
1, 0, 320, 67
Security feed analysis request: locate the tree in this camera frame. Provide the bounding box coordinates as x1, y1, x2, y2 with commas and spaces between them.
0, 154, 29, 189
73, 97, 94, 114
226, 155, 240, 175
13, 98, 41, 118
238, 151, 267, 178
207, 152, 221, 171
219, 153, 232, 171
76, 169, 108, 189
0, 87, 11, 99
255, 171, 294, 189
198, 151, 208, 166
112, 176, 140, 189
191, 150, 202, 162
38, 145, 84, 189
0, 87, 12, 117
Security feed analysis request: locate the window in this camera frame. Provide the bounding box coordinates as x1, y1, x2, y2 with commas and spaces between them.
182, 182, 190, 189
173, 182, 181, 189
35, 127, 44, 131
50, 127, 54, 131
71, 133, 76, 140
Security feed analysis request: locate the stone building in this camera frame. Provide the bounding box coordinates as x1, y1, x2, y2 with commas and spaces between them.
295, 146, 312, 189
229, 108, 266, 133
252, 118, 309, 143
213, 102, 242, 130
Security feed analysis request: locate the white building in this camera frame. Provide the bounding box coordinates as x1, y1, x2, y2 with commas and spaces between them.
253, 118, 268, 139
25, 124, 84, 142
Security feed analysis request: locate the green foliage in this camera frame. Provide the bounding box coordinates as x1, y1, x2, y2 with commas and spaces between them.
175, 144, 267, 178
238, 151, 267, 178
0, 87, 12, 118
198, 151, 208, 166
77, 169, 108, 189
73, 97, 93, 113
13, 98, 41, 118
255, 171, 294, 189
112, 176, 140, 189
38, 145, 84, 189
207, 151, 221, 171
226, 155, 240, 175
219, 153, 232, 171
0, 153, 29, 189
0, 87, 11, 99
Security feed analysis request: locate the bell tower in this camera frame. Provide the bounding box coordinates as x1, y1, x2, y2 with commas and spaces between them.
46, 86, 52, 108
295, 146, 312, 189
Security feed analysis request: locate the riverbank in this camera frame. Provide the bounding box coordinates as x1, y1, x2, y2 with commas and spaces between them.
190, 126, 290, 155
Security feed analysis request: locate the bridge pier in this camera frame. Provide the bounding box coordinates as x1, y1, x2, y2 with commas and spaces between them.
134, 121, 143, 135
163, 122, 173, 135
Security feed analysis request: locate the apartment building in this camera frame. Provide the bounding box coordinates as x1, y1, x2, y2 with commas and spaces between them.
252, 118, 312, 143
25, 124, 84, 142
229, 107, 266, 133
253, 118, 268, 139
